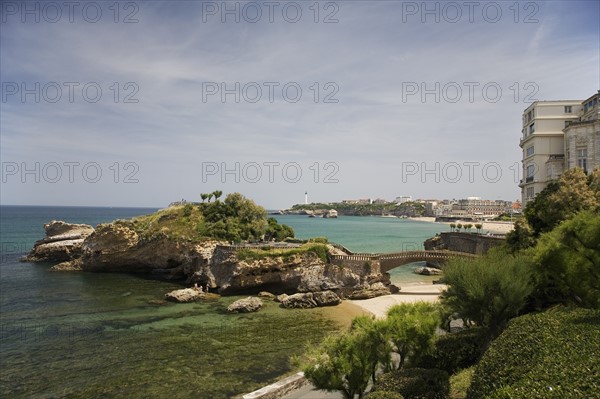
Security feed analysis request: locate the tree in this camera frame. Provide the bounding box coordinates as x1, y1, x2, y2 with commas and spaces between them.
524, 168, 599, 237
385, 302, 441, 370
351, 316, 392, 384
449, 223, 456, 232
464, 223, 473, 233
213, 190, 223, 201
264, 217, 295, 241
200, 193, 209, 203
301, 330, 374, 399
505, 218, 536, 253
530, 210, 600, 308
474, 223, 483, 234
456, 223, 463, 232
441, 249, 534, 340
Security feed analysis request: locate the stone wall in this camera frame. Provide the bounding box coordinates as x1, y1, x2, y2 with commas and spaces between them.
424, 232, 504, 255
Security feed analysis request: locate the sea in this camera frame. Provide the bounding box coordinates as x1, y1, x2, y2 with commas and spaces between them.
0, 206, 446, 398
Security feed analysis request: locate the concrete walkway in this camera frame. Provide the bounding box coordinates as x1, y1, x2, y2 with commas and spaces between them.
281, 384, 343, 399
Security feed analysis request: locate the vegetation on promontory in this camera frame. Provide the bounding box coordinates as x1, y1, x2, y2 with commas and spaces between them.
116, 191, 295, 243
289, 201, 425, 217
297, 167, 599, 399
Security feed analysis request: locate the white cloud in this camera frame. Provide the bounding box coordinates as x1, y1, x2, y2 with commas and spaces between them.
1, 0, 598, 208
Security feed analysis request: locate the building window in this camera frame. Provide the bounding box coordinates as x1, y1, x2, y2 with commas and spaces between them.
577, 147, 588, 173
526, 187, 535, 199
526, 164, 535, 178
528, 123, 535, 134
526, 146, 534, 157
565, 106, 572, 113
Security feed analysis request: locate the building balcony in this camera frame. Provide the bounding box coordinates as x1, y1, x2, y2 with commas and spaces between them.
525, 176, 534, 183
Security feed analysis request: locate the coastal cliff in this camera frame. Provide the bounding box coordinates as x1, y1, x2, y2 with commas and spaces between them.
25, 199, 396, 298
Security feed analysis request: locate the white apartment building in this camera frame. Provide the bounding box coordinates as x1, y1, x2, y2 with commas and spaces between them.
519, 90, 600, 205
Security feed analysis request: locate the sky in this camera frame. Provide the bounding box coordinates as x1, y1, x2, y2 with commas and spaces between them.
1, 0, 599, 209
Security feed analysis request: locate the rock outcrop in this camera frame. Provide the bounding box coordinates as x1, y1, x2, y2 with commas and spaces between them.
280, 291, 341, 309
26, 218, 396, 300
227, 297, 263, 313
348, 282, 396, 299
414, 266, 443, 276
165, 288, 205, 303
24, 221, 94, 263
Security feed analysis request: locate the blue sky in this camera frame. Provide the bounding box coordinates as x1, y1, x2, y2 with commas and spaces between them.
1, 0, 598, 208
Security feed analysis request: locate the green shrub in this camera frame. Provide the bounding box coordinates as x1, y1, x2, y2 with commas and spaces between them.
373, 368, 450, 399
308, 236, 329, 244
412, 328, 485, 374
367, 391, 405, 399
467, 308, 600, 399
441, 249, 534, 340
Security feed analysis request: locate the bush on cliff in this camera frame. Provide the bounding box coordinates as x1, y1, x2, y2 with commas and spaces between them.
121, 192, 295, 243
467, 307, 600, 399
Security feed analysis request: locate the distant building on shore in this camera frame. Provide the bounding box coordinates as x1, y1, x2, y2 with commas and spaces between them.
519, 90, 600, 205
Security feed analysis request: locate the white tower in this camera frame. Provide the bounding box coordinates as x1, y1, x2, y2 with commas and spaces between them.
305, 192, 308, 205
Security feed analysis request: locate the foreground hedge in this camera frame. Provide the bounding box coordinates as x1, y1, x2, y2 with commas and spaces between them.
413, 328, 486, 374
373, 368, 449, 399
366, 391, 405, 399
468, 308, 600, 398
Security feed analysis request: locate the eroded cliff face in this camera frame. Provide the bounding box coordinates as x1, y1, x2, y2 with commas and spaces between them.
27, 221, 395, 297
25, 221, 95, 263
186, 248, 379, 296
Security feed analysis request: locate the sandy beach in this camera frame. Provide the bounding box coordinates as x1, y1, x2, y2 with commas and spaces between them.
348, 284, 447, 318
409, 216, 514, 235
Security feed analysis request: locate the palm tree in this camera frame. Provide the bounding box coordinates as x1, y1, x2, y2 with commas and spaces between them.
200, 193, 209, 203
213, 190, 223, 201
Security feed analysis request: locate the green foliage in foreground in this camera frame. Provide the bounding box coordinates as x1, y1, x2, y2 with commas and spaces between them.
467, 308, 600, 399
116, 192, 295, 243
300, 329, 374, 399
530, 210, 600, 308
386, 302, 441, 369
412, 328, 486, 375
440, 249, 534, 339
235, 244, 329, 263
299, 303, 441, 399
366, 391, 405, 399
372, 368, 450, 399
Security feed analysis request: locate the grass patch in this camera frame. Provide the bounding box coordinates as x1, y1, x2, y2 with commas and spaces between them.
450, 367, 474, 399
115, 205, 208, 242
235, 244, 329, 263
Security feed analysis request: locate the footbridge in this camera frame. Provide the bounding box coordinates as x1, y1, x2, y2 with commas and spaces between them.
330, 250, 477, 273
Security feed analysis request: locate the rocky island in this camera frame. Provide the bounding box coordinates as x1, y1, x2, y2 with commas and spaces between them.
25, 193, 397, 304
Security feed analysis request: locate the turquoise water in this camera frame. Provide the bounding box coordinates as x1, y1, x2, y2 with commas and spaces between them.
273, 215, 447, 285
0, 207, 445, 398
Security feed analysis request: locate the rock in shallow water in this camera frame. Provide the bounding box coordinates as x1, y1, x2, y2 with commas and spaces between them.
280, 291, 341, 309
164, 288, 205, 303
227, 297, 263, 313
